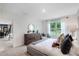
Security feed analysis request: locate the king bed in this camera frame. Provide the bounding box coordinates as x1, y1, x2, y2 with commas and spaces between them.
27, 38, 79, 56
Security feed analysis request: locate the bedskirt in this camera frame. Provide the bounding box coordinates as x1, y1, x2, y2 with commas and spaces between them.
27, 46, 48, 56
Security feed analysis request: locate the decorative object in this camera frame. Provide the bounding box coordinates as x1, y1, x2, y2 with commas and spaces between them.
36, 30, 39, 34
32, 30, 35, 33
41, 33, 46, 37
27, 24, 35, 33
28, 24, 34, 31
47, 34, 51, 38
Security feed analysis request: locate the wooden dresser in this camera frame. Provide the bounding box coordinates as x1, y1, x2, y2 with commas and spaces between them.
24, 33, 41, 45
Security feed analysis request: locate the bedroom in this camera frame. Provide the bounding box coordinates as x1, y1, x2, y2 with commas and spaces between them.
0, 3, 79, 56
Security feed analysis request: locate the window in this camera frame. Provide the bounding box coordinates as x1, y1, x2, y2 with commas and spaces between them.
48, 20, 61, 37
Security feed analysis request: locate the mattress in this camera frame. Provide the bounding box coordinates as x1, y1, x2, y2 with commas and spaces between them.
27, 38, 79, 56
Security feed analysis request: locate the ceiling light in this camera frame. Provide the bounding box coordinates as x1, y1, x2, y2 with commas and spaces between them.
42, 8, 46, 13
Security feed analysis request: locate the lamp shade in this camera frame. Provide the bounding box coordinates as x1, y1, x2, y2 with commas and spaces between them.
68, 23, 78, 32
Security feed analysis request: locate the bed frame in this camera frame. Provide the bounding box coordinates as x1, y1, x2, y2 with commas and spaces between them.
27, 46, 48, 56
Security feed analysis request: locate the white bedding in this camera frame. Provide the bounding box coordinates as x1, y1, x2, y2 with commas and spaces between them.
28, 38, 79, 56
29, 38, 64, 56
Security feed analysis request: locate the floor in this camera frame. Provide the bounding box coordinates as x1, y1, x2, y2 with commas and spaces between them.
0, 39, 30, 56
0, 45, 28, 56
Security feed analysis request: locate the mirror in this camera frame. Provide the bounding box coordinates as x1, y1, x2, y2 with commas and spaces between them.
28, 24, 34, 31
27, 24, 35, 33
0, 24, 12, 38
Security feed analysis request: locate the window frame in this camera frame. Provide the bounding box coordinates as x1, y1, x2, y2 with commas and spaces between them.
48, 19, 61, 38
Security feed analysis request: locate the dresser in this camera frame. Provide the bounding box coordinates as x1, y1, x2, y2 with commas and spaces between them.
24, 33, 41, 45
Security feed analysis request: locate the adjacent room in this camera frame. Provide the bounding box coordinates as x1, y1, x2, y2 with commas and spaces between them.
0, 3, 79, 56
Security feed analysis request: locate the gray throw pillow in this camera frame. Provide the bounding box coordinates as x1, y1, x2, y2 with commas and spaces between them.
61, 36, 72, 54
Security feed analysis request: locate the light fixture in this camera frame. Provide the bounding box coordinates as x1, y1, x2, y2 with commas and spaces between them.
42, 8, 46, 13
68, 22, 78, 40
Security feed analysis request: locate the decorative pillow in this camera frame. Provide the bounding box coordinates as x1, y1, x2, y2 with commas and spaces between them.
69, 35, 73, 41
52, 42, 59, 48
61, 35, 72, 54
57, 33, 64, 48
64, 34, 69, 39
52, 33, 64, 48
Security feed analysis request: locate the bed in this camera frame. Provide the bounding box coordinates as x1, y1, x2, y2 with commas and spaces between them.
27, 38, 79, 56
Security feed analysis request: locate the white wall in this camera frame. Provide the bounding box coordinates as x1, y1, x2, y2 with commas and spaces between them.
13, 16, 24, 47
0, 15, 12, 24
0, 7, 43, 47
0, 13, 78, 47
23, 18, 43, 34
12, 15, 43, 47
76, 10, 79, 42
42, 15, 78, 37
0, 4, 79, 47
41, 20, 48, 34
62, 15, 78, 34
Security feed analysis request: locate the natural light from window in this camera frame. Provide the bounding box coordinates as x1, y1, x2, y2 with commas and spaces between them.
48, 19, 61, 38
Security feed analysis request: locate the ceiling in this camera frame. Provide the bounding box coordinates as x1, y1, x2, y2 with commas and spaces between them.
0, 3, 79, 20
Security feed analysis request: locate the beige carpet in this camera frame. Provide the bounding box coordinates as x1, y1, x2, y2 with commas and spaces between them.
0, 46, 28, 56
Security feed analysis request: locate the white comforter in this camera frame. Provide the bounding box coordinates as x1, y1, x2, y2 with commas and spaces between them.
29, 38, 79, 56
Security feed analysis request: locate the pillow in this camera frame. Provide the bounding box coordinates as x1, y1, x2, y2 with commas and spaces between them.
52, 42, 59, 48
64, 34, 73, 41
57, 33, 64, 47
64, 34, 69, 40
61, 36, 72, 54
69, 35, 73, 41
52, 33, 64, 48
